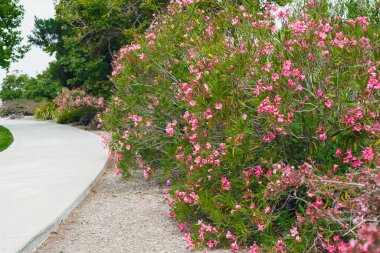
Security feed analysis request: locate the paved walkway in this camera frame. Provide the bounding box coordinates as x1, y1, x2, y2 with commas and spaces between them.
0, 118, 108, 253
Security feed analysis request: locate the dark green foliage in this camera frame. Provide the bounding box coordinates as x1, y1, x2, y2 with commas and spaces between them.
56, 107, 97, 125
0, 0, 29, 69
0, 99, 42, 117
0, 126, 13, 152
29, 0, 169, 96
28, 18, 62, 55
24, 68, 61, 101
0, 73, 26, 100
0, 72, 59, 102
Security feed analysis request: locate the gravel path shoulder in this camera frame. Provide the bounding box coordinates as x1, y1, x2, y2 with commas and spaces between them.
34, 160, 190, 253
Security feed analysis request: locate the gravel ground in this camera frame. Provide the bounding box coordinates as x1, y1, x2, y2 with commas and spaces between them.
34, 160, 192, 253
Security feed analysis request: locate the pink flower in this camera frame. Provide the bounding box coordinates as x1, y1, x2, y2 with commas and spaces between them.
231, 241, 239, 250
226, 231, 234, 239
178, 223, 185, 232
263, 131, 276, 143
276, 240, 285, 252
221, 177, 231, 190
263, 62, 272, 72
317, 41, 325, 47
184, 196, 192, 204
296, 236, 302, 242
362, 147, 374, 162
319, 133, 327, 141
353, 125, 362, 131
231, 17, 240, 25
206, 240, 214, 248
325, 100, 334, 108
242, 114, 247, 120
185, 232, 195, 250
189, 192, 199, 200
272, 73, 280, 81
313, 198, 323, 208
166, 123, 175, 136
215, 103, 223, 110
290, 227, 298, 236
188, 49, 195, 58
249, 245, 259, 253
115, 168, 121, 176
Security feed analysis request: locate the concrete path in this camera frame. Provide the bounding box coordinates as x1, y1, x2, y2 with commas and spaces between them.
0, 118, 108, 253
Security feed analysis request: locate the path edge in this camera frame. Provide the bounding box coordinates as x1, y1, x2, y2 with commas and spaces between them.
19, 156, 111, 253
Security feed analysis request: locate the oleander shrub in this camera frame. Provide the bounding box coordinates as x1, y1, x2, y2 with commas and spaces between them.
0, 99, 43, 117
34, 102, 58, 120
102, 0, 379, 252
55, 88, 105, 126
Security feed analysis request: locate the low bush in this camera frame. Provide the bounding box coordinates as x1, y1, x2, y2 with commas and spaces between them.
55, 88, 105, 126
56, 107, 97, 125
34, 102, 58, 120
0, 99, 43, 117
102, 0, 379, 252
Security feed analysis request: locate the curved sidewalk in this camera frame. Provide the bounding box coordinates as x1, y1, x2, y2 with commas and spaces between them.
0, 118, 108, 253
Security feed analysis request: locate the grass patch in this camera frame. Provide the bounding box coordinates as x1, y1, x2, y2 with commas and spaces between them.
0, 126, 14, 152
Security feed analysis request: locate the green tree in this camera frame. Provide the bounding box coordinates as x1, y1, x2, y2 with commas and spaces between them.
29, 0, 168, 96
23, 67, 60, 101
0, 73, 29, 100
0, 71, 59, 101
29, 18, 63, 55
0, 0, 28, 69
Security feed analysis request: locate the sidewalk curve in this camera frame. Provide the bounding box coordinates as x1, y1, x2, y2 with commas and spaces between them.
0, 118, 108, 253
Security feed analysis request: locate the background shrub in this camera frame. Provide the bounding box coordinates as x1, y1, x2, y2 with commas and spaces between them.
34, 102, 58, 120
55, 88, 104, 126
102, 0, 379, 252
56, 107, 97, 126
0, 99, 43, 117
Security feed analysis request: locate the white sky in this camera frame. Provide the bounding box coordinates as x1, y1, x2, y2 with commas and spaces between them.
0, 0, 56, 82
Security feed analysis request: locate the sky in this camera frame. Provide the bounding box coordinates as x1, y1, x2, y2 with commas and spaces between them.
0, 0, 56, 82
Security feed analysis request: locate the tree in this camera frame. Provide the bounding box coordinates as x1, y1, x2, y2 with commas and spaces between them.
0, 0, 28, 69
28, 18, 63, 55
23, 66, 60, 101
0, 70, 59, 101
29, 0, 169, 96
0, 73, 29, 100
